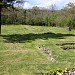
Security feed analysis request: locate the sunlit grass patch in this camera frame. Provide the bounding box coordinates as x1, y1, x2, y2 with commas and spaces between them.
0, 25, 75, 75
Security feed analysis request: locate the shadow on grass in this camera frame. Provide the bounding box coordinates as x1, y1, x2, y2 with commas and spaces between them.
1, 32, 75, 43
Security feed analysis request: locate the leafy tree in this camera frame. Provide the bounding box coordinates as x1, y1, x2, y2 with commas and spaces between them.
63, 2, 75, 30
0, 0, 15, 34
1, 2, 75, 30
0, 0, 25, 34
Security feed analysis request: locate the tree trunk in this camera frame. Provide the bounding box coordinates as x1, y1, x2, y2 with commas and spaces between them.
0, 5, 1, 34
0, 0, 2, 35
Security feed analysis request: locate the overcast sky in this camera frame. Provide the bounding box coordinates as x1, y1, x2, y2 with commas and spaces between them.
23, 0, 75, 9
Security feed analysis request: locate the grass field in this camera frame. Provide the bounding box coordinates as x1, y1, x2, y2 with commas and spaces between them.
0, 25, 75, 75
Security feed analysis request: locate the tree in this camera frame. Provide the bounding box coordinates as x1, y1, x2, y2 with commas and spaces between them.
0, 0, 25, 34
63, 2, 75, 30
0, 0, 15, 34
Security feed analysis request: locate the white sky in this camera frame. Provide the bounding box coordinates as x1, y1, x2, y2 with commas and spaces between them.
23, 0, 75, 9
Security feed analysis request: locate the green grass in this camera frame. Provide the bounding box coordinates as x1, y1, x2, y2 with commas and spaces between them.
0, 25, 75, 75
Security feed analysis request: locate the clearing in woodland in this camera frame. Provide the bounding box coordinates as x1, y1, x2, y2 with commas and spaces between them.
0, 25, 75, 75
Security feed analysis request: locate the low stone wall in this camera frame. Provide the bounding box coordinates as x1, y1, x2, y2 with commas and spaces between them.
38, 45, 55, 61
